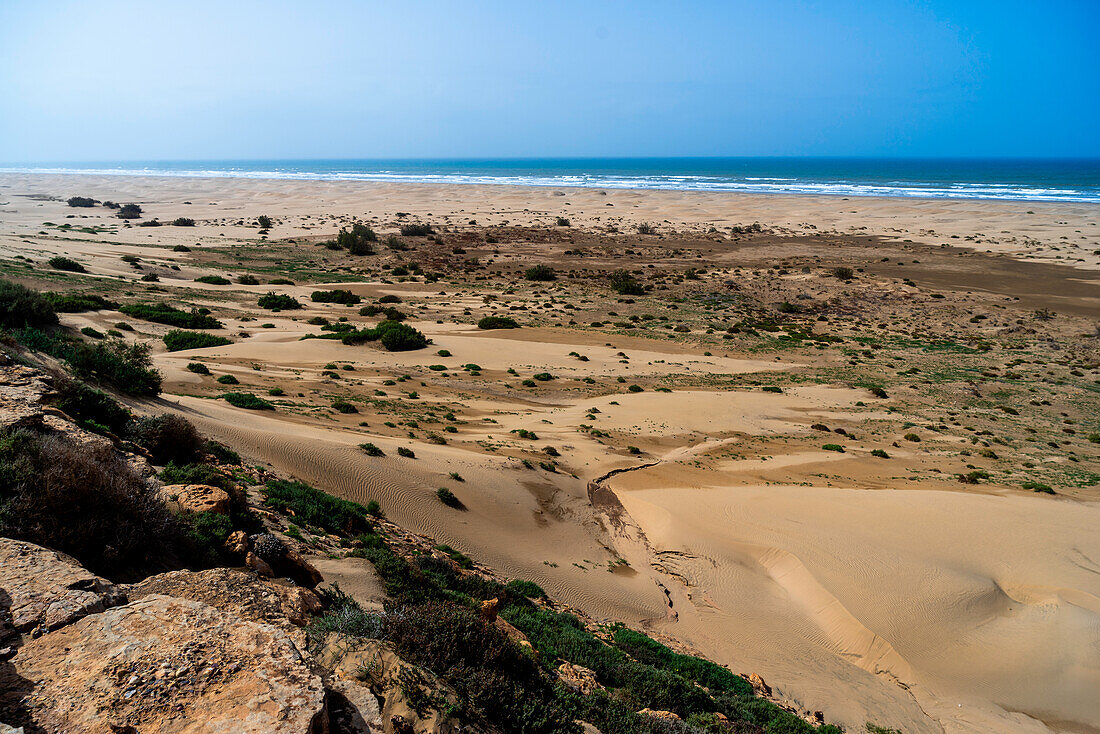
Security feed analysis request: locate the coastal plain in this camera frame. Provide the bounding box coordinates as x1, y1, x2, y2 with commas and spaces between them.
1, 172, 1097, 734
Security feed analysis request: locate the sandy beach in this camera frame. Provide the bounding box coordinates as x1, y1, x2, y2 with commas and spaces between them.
1, 172, 1098, 734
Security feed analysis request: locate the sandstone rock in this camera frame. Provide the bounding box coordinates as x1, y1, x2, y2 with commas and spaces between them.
0, 594, 325, 733
316, 635, 461, 734
125, 568, 321, 631
225, 529, 250, 555
247, 551, 275, 577
163, 484, 230, 515
637, 709, 682, 722
250, 534, 324, 588
0, 538, 124, 637
557, 662, 602, 695
478, 597, 500, 623
749, 672, 772, 697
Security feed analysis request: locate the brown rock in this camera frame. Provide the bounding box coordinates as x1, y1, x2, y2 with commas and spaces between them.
0, 594, 325, 733
225, 529, 250, 555
247, 551, 275, 577
0, 538, 124, 637
125, 568, 321, 630
557, 662, 602, 695
163, 484, 230, 515
284, 549, 324, 588
479, 597, 501, 624
637, 709, 682, 722
749, 673, 772, 697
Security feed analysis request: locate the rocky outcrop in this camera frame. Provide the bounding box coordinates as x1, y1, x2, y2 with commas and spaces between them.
317, 635, 462, 734
0, 594, 325, 733
163, 484, 231, 515
557, 662, 602, 696
125, 567, 322, 630
250, 533, 325, 588
0, 538, 124, 637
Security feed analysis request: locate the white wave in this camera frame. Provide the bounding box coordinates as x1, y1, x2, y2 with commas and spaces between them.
1, 166, 1097, 203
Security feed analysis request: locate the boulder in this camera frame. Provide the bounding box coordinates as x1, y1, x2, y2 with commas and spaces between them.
637, 709, 682, 722
0, 594, 325, 733
749, 672, 772, 697
125, 568, 321, 631
163, 484, 230, 515
0, 538, 124, 638
316, 635, 461, 734
557, 662, 601, 695
249, 534, 323, 588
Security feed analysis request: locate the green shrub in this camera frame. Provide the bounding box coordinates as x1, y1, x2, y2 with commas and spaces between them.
194, 275, 231, 285
397, 446, 416, 458
0, 280, 58, 329
216, 374, 239, 385
163, 330, 231, 351
48, 256, 86, 272
525, 265, 556, 281
332, 399, 358, 413
257, 292, 302, 310
340, 321, 428, 351
257, 215, 273, 229
159, 461, 230, 489
870, 448, 890, 458
117, 203, 143, 219
436, 486, 464, 509
1022, 481, 1055, 494
51, 377, 132, 435
822, 443, 845, 452
360, 442, 385, 456
119, 303, 222, 329
477, 316, 519, 329
131, 414, 204, 464
608, 270, 645, 296
832, 266, 854, 281
0, 429, 188, 580
67, 196, 96, 207
237, 274, 259, 285
44, 292, 117, 313
627, 384, 643, 393
399, 223, 433, 237
263, 479, 371, 535
378, 294, 402, 304
312, 289, 361, 305
31, 334, 162, 396
332, 223, 378, 255
221, 392, 275, 410
186, 362, 210, 374
505, 579, 545, 599
171, 217, 196, 226
80, 326, 104, 339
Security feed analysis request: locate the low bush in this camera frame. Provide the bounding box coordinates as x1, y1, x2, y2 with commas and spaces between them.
216, 374, 239, 385
159, 461, 230, 489
131, 414, 204, 464
359, 442, 385, 456
397, 446, 416, 458
119, 303, 222, 329
0, 429, 187, 580
21, 331, 162, 396
117, 203, 143, 219
67, 196, 96, 207
257, 292, 302, 310
0, 281, 59, 328
332, 224, 377, 255
194, 275, 231, 285
832, 266, 854, 281
505, 579, 545, 599
221, 392, 275, 410
263, 479, 372, 535
525, 265, 556, 281
163, 329, 231, 351
44, 292, 117, 313
477, 316, 519, 330
186, 362, 210, 375
399, 223, 434, 237
237, 274, 259, 285
312, 289, 361, 305
608, 270, 645, 296
340, 321, 428, 351
171, 217, 195, 226
48, 256, 86, 273
51, 377, 132, 435
436, 486, 464, 509
332, 399, 358, 413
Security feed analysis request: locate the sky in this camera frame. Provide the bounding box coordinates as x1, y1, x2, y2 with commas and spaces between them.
1, 0, 1097, 161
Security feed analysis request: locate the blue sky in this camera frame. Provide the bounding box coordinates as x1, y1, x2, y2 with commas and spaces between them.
1, 0, 1097, 161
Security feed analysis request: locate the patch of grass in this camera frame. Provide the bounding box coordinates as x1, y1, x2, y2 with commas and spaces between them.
262, 479, 372, 535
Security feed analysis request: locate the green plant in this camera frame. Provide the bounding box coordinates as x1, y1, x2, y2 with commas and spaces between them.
257, 292, 302, 310
48, 256, 86, 273
119, 303, 222, 329
397, 446, 416, 458
0, 280, 58, 328
870, 448, 890, 458
194, 275, 232, 285
263, 479, 372, 535
116, 203, 143, 219
237, 274, 260, 285
478, 316, 519, 329
359, 442, 385, 456
525, 265, 556, 281
163, 330, 231, 351
80, 326, 104, 339
332, 399, 359, 413
436, 486, 464, 509
822, 443, 845, 452
312, 289, 362, 304
186, 362, 211, 374
505, 579, 546, 599
399, 223, 433, 237
221, 392, 275, 410
171, 217, 195, 227
216, 374, 239, 385
43, 292, 117, 313
608, 270, 645, 296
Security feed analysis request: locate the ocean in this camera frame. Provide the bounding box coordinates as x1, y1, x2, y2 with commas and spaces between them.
3, 158, 1099, 203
